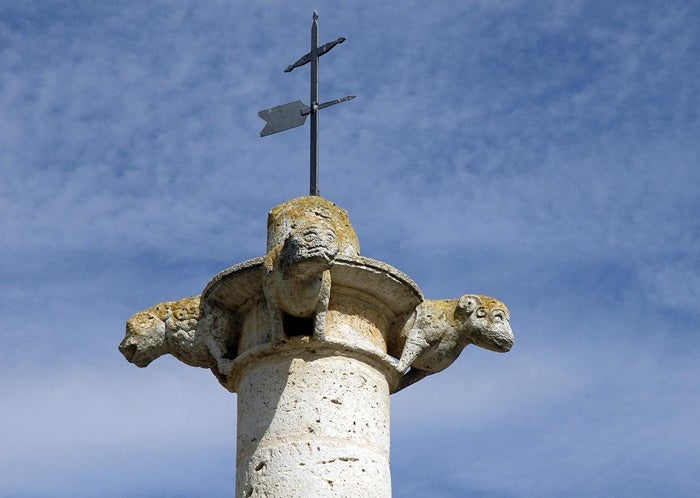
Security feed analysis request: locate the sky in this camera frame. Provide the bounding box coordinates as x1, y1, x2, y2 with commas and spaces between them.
1, 1, 698, 496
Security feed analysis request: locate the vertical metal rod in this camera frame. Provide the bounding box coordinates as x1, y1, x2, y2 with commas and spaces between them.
310, 11, 320, 196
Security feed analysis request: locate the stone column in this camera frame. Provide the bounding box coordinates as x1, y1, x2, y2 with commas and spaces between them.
119, 195, 513, 497
233, 345, 393, 497
203, 197, 422, 496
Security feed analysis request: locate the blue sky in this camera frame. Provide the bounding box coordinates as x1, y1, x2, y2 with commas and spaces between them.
1, 1, 698, 496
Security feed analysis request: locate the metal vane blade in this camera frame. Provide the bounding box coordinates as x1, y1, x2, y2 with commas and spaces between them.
258, 100, 309, 137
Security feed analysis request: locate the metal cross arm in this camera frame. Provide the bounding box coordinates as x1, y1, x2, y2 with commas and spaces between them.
284, 37, 347, 73
258, 11, 355, 196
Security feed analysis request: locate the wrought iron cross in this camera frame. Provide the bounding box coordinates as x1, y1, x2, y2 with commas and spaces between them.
258, 11, 355, 196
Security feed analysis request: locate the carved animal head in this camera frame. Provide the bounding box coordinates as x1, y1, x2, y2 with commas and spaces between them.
119, 297, 201, 367
119, 304, 168, 367
280, 222, 339, 273
266, 196, 360, 256
456, 294, 513, 352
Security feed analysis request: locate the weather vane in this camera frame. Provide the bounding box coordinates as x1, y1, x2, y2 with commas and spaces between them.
258, 11, 355, 196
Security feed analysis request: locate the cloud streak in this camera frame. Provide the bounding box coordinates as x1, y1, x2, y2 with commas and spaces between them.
1, 1, 698, 496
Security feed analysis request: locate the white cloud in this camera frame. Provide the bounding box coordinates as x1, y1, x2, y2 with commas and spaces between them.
0, 360, 235, 497
1, 1, 698, 496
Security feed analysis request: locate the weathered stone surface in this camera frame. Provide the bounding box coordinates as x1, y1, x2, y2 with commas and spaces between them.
266, 196, 359, 256
389, 294, 514, 392
261, 196, 361, 344
119, 195, 515, 495
202, 254, 422, 394
263, 220, 338, 342
235, 350, 392, 498
118, 296, 236, 379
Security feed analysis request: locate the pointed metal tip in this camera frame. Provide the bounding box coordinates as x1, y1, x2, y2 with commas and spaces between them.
313, 10, 319, 20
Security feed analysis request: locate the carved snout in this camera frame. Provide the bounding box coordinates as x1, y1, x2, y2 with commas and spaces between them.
118, 338, 138, 362
118, 313, 166, 368
118, 334, 156, 368
280, 223, 339, 277
472, 322, 514, 353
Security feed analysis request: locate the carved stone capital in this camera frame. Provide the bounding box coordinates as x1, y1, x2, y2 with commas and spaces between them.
119, 196, 514, 496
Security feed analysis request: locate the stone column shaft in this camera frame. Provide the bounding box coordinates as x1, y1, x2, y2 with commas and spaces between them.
235, 346, 392, 497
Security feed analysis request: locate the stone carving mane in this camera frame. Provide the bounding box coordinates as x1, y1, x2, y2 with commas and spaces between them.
118, 296, 236, 378
390, 294, 514, 392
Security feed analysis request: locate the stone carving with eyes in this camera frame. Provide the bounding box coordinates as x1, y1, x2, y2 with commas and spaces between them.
390, 294, 514, 392
263, 221, 339, 341
118, 296, 237, 377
